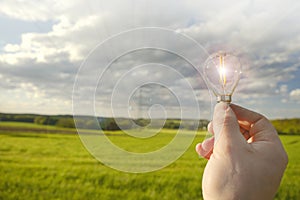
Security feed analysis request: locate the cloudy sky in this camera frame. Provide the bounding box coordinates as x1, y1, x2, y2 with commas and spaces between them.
1, 0, 300, 119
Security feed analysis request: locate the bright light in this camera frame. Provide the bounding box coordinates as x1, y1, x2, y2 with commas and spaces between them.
219, 55, 226, 85
219, 66, 226, 76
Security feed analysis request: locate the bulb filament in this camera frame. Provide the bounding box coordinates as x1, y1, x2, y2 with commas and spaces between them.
219, 55, 226, 86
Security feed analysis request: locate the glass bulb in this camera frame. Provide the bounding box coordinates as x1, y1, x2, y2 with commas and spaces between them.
203, 51, 242, 103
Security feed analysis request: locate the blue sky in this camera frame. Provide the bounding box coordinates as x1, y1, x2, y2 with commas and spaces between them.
0, 0, 300, 119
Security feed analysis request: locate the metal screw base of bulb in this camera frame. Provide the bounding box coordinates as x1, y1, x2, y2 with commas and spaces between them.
217, 95, 232, 103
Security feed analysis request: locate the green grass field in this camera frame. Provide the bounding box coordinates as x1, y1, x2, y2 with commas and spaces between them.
0, 122, 299, 199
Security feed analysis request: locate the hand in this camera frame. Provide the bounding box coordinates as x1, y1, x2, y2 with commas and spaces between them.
196, 103, 288, 200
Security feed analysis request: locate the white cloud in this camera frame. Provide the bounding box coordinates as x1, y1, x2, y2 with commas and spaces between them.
0, 14, 103, 64
0, 0, 300, 117
0, 0, 93, 21
279, 85, 288, 94
290, 89, 300, 103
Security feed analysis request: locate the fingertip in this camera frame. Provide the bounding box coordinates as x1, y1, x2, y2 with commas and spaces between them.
213, 102, 230, 134
202, 137, 214, 151
211, 102, 250, 153
195, 143, 202, 154
215, 102, 229, 113
208, 121, 214, 135
195, 140, 214, 159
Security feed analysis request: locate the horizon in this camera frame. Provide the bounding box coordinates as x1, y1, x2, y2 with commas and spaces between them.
1, 111, 299, 121
1, 0, 300, 119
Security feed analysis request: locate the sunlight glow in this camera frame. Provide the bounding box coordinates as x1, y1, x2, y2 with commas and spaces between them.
219, 55, 226, 85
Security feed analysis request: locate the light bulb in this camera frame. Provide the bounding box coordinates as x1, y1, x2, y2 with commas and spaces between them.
203, 51, 242, 103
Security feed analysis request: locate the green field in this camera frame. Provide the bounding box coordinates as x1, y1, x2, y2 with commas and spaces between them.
0, 122, 299, 199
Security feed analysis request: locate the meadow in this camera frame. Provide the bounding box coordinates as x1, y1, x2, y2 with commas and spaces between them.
0, 122, 299, 199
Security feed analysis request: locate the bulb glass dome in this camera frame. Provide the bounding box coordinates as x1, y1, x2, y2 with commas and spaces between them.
203, 52, 242, 103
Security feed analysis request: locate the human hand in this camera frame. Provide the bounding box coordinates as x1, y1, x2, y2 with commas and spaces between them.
196, 103, 288, 200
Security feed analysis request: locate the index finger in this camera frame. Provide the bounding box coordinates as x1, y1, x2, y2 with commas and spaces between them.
230, 104, 274, 134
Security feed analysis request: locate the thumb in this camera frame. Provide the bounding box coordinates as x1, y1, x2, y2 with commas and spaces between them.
213, 102, 245, 148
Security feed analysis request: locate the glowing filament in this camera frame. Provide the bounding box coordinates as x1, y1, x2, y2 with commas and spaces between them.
219, 55, 226, 85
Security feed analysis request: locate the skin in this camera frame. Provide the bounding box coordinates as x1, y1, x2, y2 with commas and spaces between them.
196, 103, 288, 200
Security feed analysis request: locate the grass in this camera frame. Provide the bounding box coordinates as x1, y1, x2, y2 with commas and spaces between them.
0, 122, 299, 199
0, 122, 205, 200
0, 121, 67, 130
275, 135, 300, 200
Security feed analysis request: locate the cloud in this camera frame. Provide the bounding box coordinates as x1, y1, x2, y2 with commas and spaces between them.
0, 0, 300, 118
290, 89, 300, 103
0, 0, 97, 22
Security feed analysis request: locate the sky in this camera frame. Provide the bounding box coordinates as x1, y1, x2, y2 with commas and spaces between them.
0, 0, 300, 119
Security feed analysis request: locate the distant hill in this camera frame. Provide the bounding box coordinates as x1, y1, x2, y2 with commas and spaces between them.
0, 113, 74, 127
1, 113, 299, 134
0, 113, 209, 131
271, 118, 300, 135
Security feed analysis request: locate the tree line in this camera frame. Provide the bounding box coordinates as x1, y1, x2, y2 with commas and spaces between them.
271, 119, 300, 135
1, 113, 299, 134
0, 113, 76, 128
0, 113, 209, 131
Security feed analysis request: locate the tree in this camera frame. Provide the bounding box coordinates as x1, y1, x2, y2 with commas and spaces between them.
56, 118, 75, 128
34, 116, 47, 125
